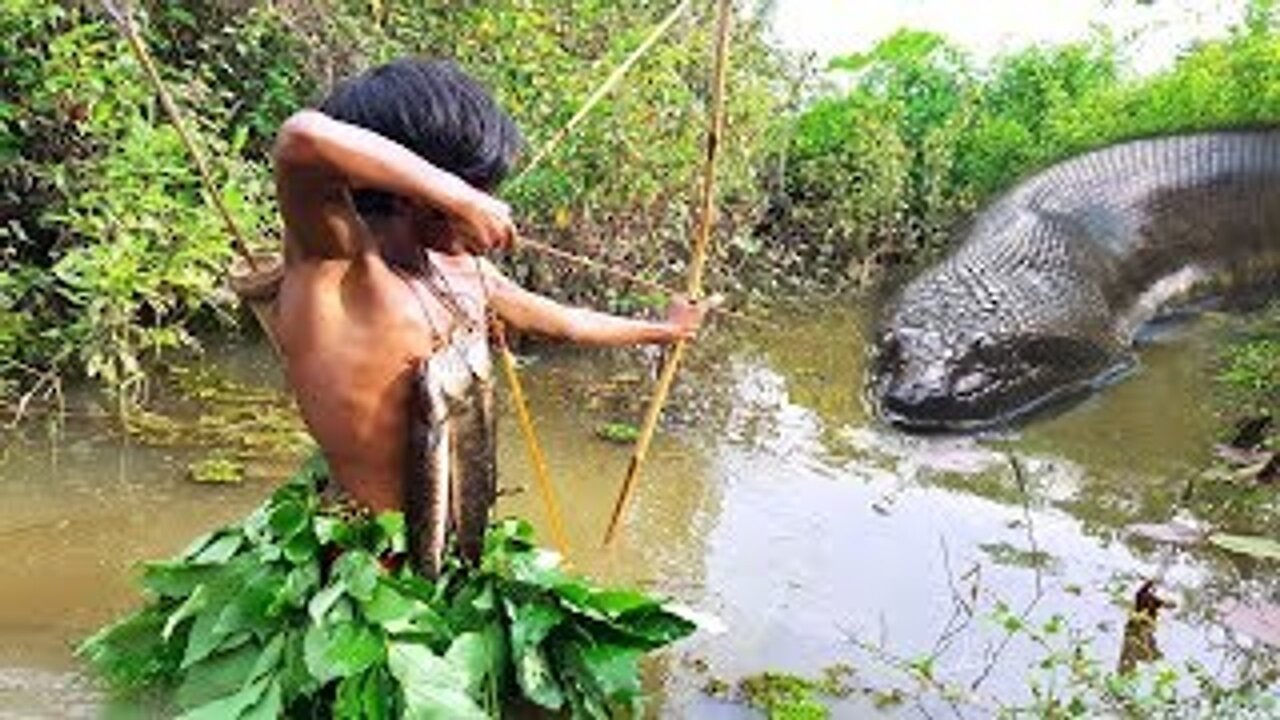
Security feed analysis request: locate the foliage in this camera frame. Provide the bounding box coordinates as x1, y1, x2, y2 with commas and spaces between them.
1215, 302, 1280, 423
1, 0, 273, 406
1, 0, 788, 404
772, 0, 1280, 286
735, 666, 854, 720
79, 454, 699, 719
595, 421, 641, 444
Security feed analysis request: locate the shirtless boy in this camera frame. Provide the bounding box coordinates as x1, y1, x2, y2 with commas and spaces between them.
272, 59, 714, 561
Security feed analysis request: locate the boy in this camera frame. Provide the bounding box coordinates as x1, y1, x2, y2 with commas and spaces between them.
272, 58, 715, 572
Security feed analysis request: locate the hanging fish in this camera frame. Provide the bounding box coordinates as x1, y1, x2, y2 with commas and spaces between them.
404, 324, 496, 579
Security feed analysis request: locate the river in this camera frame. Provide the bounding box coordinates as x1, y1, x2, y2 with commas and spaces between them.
0, 303, 1274, 718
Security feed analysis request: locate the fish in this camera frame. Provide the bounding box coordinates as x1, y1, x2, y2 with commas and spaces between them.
404, 326, 496, 579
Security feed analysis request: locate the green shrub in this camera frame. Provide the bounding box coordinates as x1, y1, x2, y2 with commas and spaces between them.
775, 0, 1280, 285
1, 0, 789, 403
1, 0, 273, 404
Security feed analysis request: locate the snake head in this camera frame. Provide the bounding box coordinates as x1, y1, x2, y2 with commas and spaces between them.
870, 326, 1123, 432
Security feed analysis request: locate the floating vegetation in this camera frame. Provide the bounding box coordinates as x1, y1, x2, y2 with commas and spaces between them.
595, 421, 641, 444
122, 365, 310, 482
1207, 533, 1280, 562
707, 665, 856, 720
978, 541, 1060, 573
187, 453, 246, 484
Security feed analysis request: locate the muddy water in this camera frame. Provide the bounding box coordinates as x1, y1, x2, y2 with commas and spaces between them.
0, 305, 1272, 717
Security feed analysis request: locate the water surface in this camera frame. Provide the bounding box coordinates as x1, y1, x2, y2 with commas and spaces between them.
0, 304, 1272, 717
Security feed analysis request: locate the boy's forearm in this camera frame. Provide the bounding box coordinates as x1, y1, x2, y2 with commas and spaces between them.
275, 110, 474, 218
561, 307, 680, 346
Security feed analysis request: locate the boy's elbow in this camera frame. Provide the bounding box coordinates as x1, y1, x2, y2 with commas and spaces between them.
273, 110, 327, 169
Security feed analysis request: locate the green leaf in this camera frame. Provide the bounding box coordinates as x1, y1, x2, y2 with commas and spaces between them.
77, 605, 183, 689
577, 641, 644, 701
377, 512, 407, 554
239, 678, 283, 720
182, 604, 249, 670
386, 641, 489, 720
283, 530, 320, 565
445, 624, 506, 699
142, 560, 225, 598
213, 567, 288, 638
335, 667, 394, 720
335, 672, 371, 720
555, 585, 654, 619
1209, 533, 1280, 561
612, 605, 697, 648
506, 597, 566, 709
274, 630, 319, 702
178, 530, 219, 561
277, 562, 321, 611
248, 633, 286, 682
303, 621, 384, 683
333, 550, 380, 602
362, 579, 421, 624
163, 584, 208, 641
513, 641, 563, 710
359, 666, 394, 719
175, 642, 262, 710
175, 674, 270, 720
268, 498, 309, 540
308, 582, 346, 623
192, 530, 247, 563
314, 515, 343, 545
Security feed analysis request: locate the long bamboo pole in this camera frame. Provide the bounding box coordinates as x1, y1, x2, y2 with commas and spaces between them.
603, 0, 733, 547
517, 0, 692, 177
100, 0, 258, 271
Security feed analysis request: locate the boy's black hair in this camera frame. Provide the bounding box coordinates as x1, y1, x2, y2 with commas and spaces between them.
319, 58, 523, 216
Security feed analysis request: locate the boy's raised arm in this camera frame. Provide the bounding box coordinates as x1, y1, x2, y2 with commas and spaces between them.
272, 110, 514, 262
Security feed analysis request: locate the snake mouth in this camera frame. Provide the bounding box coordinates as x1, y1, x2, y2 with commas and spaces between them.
874, 386, 1011, 435
872, 358, 1137, 435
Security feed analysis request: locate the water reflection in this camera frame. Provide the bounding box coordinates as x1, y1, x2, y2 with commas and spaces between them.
0, 303, 1274, 717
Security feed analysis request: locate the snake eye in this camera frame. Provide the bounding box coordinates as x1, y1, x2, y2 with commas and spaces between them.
874, 335, 904, 375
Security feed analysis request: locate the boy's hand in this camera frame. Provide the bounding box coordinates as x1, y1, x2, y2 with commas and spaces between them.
666, 293, 724, 341
450, 190, 516, 254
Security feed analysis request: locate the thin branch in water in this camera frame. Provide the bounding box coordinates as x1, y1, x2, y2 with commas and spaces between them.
6, 362, 65, 430
932, 535, 982, 661
967, 454, 1047, 694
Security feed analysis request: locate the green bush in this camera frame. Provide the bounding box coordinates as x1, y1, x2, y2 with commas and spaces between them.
775, 0, 1280, 285
1, 0, 273, 404
0, 0, 789, 403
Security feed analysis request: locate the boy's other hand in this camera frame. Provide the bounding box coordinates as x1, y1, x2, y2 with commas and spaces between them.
451, 190, 515, 254
667, 293, 724, 341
